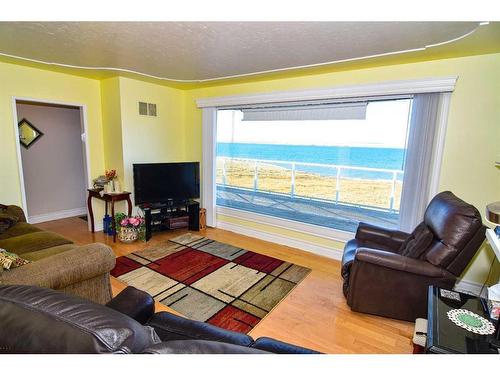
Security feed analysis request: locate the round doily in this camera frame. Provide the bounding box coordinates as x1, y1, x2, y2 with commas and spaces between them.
447, 309, 495, 335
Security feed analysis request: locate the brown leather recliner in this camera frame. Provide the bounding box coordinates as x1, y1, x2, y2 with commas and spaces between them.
341, 191, 486, 322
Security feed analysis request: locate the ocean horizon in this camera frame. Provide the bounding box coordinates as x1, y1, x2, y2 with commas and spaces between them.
216, 142, 406, 180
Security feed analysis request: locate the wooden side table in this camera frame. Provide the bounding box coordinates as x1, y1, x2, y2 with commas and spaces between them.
87, 189, 132, 242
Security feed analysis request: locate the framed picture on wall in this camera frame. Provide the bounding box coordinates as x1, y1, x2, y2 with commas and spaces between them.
18, 118, 44, 149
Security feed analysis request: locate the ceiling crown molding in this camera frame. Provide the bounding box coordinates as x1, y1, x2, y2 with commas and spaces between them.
0, 22, 489, 83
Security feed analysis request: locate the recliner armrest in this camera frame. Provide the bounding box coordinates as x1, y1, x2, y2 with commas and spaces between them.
148, 311, 254, 347
355, 222, 410, 251
251, 337, 320, 354
142, 340, 266, 354
355, 247, 453, 278
106, 286, 155, 325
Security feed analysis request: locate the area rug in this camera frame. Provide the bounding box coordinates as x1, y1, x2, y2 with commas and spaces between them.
111, 233, 311, 333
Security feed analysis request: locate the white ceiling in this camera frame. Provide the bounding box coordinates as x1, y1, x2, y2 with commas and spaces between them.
0, 22, 487, 81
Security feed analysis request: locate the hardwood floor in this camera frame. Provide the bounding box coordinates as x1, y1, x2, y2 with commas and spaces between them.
37, 216, 414, 354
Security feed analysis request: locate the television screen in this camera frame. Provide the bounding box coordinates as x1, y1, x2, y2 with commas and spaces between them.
133, 162, 200, 205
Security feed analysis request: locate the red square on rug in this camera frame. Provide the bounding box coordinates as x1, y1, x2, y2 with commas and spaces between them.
148, 247, 228, 285
111, 257, 143, 277
207, 305, 260, 334
234, 251, 284, 273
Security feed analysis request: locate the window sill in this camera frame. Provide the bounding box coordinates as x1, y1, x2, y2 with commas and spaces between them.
216, 206, 354, 243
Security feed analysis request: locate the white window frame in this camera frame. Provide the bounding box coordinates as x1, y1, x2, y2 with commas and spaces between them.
201, 107, 217, 227
197, 77, 456, 244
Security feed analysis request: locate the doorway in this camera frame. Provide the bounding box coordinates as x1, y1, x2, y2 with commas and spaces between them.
13, 99, 91, 224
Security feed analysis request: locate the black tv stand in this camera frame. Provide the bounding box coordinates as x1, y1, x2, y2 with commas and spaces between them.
140, 200, 200, 241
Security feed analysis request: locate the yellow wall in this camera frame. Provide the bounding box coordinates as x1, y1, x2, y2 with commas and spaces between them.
0, 60, 107, 221
185, 52, 500, 285
0, 64, 188, 223
101, 77, 125, 185
117, 77, 187, 210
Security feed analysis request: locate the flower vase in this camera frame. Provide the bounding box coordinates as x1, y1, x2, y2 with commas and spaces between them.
118, 227, 138, 243
114, 180, 121, 193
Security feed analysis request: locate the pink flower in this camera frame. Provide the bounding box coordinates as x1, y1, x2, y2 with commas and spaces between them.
120, 218, 129, 226
129, 217, 140, 227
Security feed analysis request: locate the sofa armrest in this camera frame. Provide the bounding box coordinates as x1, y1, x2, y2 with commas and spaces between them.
106, 286, 155, 325
251, 337, 320, 354
0, 243, 115, 290
355, 222, 410, 251
148, 311, 254, 347
0, 204, 27, 222
142, 340, 266, 354
354, 248, 452, 278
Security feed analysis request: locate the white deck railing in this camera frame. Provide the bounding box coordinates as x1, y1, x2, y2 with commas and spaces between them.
217, 156, 404, 212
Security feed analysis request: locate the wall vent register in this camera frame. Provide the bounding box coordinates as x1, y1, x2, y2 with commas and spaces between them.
138, 102, 157, 117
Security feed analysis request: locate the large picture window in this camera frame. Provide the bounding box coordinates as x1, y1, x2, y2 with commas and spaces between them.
199, 78, 455, 239
215, 98, 412, 233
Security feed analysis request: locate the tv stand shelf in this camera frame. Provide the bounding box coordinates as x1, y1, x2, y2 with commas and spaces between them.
140, 200, 199, 241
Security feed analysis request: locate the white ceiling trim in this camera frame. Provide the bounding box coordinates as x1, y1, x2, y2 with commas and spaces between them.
195, 76, 458, 108
0, 24, 483, 83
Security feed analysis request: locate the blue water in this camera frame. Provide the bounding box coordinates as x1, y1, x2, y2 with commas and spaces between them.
216, 143, 406, 180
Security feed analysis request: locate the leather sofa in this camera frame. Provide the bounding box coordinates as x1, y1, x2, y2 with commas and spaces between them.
0, 204, 115, 304
341, 191, 486, 322
0, 284, 320, 354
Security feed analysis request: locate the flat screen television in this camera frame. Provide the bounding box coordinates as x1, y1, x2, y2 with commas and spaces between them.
133, 162, 200, 205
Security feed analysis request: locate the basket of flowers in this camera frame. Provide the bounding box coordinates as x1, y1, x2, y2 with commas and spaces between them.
115, 213, 145, 243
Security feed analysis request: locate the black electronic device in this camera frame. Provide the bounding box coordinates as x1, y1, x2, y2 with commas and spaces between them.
133, 162, 200, 206
187, 201, 200, 231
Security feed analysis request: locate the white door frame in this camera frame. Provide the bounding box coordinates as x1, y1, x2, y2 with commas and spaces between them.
11, 96, 92, 225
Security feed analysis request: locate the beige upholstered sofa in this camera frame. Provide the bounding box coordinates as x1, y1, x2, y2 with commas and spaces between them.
0, 204, 115, 304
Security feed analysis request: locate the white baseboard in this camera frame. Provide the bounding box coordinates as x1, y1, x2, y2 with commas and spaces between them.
216, 220, 343, 260
28, 207, 87, 224
454, 279, 485, 297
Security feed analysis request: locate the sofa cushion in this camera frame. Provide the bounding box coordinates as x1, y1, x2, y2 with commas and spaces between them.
0, 222, 43, 240
423, 191, 483, 267
0, 231, 73, 255
0, 284, 160, 354
0, 213, 18, 234
398, 222, 434, 259
424, 191, 483, 251
21, 244, 76, 262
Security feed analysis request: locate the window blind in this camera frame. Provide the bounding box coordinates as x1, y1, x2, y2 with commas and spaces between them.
241, 102, 368, 121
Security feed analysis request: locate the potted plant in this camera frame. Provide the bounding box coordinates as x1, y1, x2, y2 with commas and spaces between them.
115, 213, 144, 243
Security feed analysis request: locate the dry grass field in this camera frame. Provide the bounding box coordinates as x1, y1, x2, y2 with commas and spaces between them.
216, 159, 402, 210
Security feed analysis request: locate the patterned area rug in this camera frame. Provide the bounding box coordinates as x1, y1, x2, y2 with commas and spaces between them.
111, 233, 311, 333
